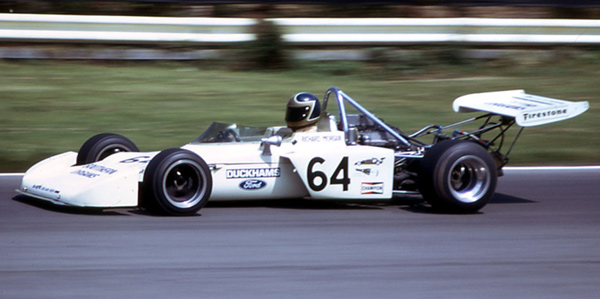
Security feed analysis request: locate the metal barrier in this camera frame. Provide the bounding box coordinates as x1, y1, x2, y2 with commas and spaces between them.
1, 13, 600, 45
0, 14, 255, 43
272, 18, 600, 44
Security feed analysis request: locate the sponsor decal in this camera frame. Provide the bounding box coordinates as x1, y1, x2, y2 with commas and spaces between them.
515, 95, 556, 106
82, 163, 118, 174
239, 179, 267, 190
71, 163, 118, 179
31, 184, 60, 195
355, 168, 379, 176
71, 169, 100, 178
226, 168, 281, 179
300, 134, 342, 143
355, 157, 385, 166
522, 109, 568, 122
361, 182, 384, 195
485, 102, 527, 111
120, 156, 151, 164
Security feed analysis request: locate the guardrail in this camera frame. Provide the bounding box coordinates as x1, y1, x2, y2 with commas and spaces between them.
274, 18, 600, 44
0, 14, 255, 43
1, 13, 600, 45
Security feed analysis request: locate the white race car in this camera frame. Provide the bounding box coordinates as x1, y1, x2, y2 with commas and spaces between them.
17, 88, 588, 215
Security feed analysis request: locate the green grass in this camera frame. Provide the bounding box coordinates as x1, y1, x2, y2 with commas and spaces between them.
1, 59, 598, 171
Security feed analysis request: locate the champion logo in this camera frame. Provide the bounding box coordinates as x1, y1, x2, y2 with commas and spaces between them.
361, 182, 384, 195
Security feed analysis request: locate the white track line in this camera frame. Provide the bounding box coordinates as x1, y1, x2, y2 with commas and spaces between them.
2, 166, 600, 177
504, 166, 600, 171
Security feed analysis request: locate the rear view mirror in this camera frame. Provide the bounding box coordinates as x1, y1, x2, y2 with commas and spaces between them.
261, 135, 282, 156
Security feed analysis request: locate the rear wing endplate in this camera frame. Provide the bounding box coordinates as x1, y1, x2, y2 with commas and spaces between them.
453, 90, 589, 127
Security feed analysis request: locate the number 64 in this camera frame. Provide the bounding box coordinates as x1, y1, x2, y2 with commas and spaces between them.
307, 157, 350, 192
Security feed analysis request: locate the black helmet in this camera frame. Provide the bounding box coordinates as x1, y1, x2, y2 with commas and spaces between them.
285, 92, 321, 130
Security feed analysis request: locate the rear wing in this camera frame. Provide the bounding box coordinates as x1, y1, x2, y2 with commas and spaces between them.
453, 90, 589, 127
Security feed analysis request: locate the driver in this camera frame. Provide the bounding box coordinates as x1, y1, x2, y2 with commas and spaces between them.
285, 92, 321, 132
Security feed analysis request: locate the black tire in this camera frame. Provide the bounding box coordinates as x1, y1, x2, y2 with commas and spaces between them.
141, 148, 212, 216
418, 140, 497, 213
77, 133, 139, 165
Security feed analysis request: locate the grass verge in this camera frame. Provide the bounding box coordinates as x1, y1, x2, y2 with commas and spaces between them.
1, 59, 598, 171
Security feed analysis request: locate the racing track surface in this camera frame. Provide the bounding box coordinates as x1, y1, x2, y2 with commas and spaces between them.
1, 168, 599, 299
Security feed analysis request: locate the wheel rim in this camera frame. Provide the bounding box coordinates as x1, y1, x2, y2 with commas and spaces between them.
162, 159, 207, 209
447, 155, 491, 203
95, 145, 131, 161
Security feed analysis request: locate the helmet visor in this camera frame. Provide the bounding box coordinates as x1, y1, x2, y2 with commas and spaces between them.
285, 106, 311, 123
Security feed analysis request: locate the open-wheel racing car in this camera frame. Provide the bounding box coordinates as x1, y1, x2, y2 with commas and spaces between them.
18, 88, 588, 215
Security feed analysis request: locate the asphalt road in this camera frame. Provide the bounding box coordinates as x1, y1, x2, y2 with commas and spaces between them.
1, 168, 599, 299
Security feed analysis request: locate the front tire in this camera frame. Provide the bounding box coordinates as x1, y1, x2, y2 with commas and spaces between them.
77, 133, 139, 165
141, 148, 212, 216
418, 140, 497, 213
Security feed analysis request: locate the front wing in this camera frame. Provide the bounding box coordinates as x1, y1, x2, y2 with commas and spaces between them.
18, 151, 154, 208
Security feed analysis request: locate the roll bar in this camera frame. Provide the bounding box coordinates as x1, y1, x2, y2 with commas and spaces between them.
322, 87, 413, 148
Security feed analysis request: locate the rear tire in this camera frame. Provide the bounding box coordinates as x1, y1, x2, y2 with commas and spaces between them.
141, 148, 212, 216
77, 133, 139, 165
418, 140, 497, 213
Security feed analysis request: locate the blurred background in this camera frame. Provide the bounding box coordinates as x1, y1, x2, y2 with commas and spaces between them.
1, 1, 599, 18
0, 0, 598, 171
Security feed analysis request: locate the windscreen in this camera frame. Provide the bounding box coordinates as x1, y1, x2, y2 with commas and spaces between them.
191, 122, 270, 143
